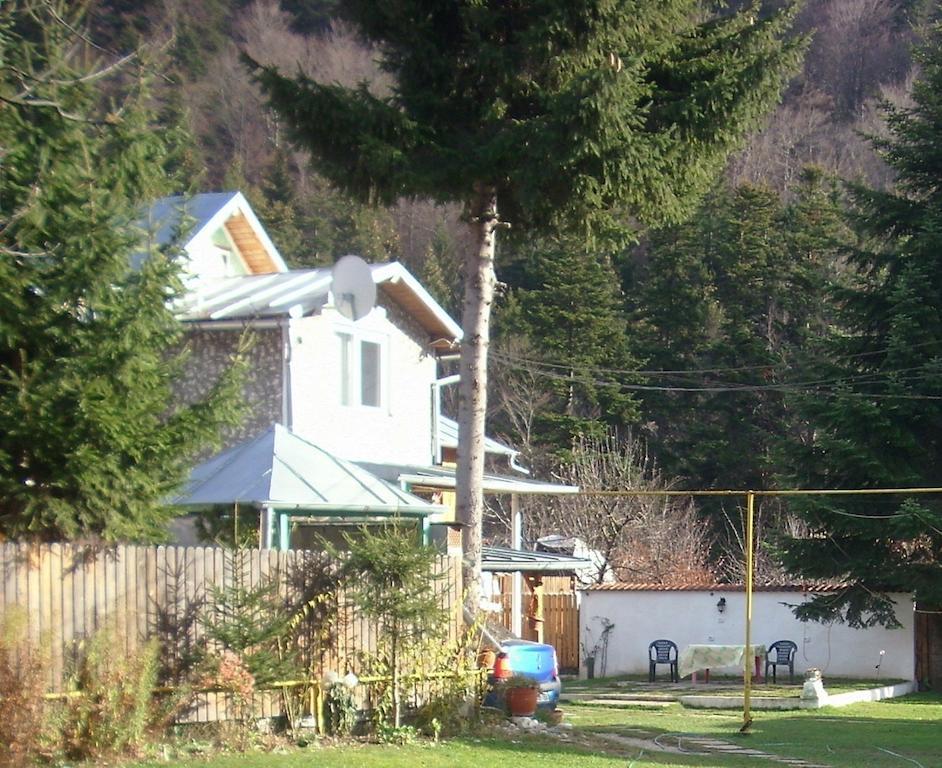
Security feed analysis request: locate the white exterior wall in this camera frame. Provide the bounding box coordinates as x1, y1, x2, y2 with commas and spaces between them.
287, 305, 435, 465
580, 589, 915, 681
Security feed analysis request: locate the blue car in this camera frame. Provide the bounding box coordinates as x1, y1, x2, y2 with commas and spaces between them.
484, 639, 561, 710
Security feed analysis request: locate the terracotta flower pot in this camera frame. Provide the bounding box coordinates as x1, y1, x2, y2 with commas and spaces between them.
505, 685, 539, 717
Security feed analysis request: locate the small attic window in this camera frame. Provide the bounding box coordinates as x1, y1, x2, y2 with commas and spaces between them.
188, 242, 237, 279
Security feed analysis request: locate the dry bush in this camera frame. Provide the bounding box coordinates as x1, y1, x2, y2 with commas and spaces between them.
57, 630, 162, 762
523, 432, 716, 585
0, 609, 52, 768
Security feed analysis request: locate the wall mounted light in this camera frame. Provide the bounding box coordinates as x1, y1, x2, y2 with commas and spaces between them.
716, 597, 727, 614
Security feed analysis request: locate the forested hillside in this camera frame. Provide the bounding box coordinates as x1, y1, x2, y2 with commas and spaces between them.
80, 0, 942, 600
85, 0, 929, 273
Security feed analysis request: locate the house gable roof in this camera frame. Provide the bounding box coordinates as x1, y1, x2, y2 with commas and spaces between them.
142, 191, 288, 275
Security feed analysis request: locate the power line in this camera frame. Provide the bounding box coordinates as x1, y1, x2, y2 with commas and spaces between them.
490, 339, 942, 379
578, 487, 942, 521
491, 351, 942, 398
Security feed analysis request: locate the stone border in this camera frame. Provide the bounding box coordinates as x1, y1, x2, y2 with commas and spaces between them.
679, 680, 916, 710
819, 681, 917, 708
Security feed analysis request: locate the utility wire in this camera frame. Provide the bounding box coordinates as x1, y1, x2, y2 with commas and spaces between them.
578, 488, 942, 521
490, 339, 942, 378
491, 349, 942, 388
491, 352, 942, 397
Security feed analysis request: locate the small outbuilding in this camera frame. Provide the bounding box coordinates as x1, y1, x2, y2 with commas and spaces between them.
172, 423, 444, 549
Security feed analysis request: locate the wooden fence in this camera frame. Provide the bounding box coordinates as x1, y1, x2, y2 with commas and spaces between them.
497, 575, 580, 672
915, 604, 942, 689
0, 542, 463, 721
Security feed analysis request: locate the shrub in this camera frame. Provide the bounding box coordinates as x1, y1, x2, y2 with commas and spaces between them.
57, 629, 161, 761
324, 680, 358, 737
0, 610, 53, 767
198, 648, 258, 751
200, 551, 300, 686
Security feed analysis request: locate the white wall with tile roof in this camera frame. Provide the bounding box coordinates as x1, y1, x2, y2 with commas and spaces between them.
580, 587, 915, 681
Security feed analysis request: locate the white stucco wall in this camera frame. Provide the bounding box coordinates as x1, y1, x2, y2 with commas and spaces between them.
580, 588, 915, 681
287, 305, 436, 465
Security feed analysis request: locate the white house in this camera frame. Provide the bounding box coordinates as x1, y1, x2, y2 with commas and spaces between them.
156, 193, 461, 464
152, 192, 573, 556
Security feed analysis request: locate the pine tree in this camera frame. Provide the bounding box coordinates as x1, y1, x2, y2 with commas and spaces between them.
626, 176, 837, 559
201, 550, 299, 686
249, 0, 805, 606
338, 524, 446, 729
0, 1, 245, 543
495, 237, 639, 456
420, 223, 462, 319
777, 30, 942, 627
630, 184, 799, 490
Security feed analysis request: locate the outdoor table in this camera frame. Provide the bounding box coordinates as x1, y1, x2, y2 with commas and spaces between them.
678, 644, 767, 683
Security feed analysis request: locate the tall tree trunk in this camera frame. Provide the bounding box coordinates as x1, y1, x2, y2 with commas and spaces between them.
458, 182, 498, 614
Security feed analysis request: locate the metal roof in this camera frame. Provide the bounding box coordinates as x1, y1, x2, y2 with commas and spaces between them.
437, 415, 516, 457
136, 192, 288, 274
355, 461, 579, 496
174, 262, 462, 343
481, 546, 594, 573
175, 270, 332, 321
145, 192, 240, 247
173, 424, 443, 515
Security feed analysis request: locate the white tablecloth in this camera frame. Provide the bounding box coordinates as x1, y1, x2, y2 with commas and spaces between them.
678, 644, 767, 679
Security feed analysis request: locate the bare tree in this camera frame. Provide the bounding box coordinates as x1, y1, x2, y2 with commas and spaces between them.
717, 498, 807, 585
808, 0, 907, 119
488, 337, 556, 474
524, 432, 715, 586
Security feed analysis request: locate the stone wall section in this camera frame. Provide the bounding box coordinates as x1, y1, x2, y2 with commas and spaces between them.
376, 292, 437, 351
174, 326, 283, 455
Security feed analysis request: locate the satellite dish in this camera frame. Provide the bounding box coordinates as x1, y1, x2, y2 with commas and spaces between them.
331, 255, 376, 321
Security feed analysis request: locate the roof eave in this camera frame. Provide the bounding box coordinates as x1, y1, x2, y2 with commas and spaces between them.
372, 262, 463, 342
186, 192, 288, 274
400, 473, 580, 495
481, 559, 595, 573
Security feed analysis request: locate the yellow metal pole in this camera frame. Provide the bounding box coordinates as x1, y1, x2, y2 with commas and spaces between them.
316, 682, 325, 735
742, 491, 755, 733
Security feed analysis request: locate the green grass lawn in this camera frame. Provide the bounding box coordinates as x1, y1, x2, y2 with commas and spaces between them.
140, 691, 941, 768
566, 692, 942, 768
139, 737, 773, 768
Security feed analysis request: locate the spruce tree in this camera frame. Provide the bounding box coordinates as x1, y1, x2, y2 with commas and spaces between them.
777, 29, 942, 627
0, 1, 244, 543
339, 524, 446, 729
249, 0, 805, 605
626, 176, 836, 559
630, 182, 821, 491
495, 237, 639, 456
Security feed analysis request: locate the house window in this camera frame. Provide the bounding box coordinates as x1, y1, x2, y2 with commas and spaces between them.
338, 332, 386, 408
339, 332, 353, 406
360, 340, 381, 407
